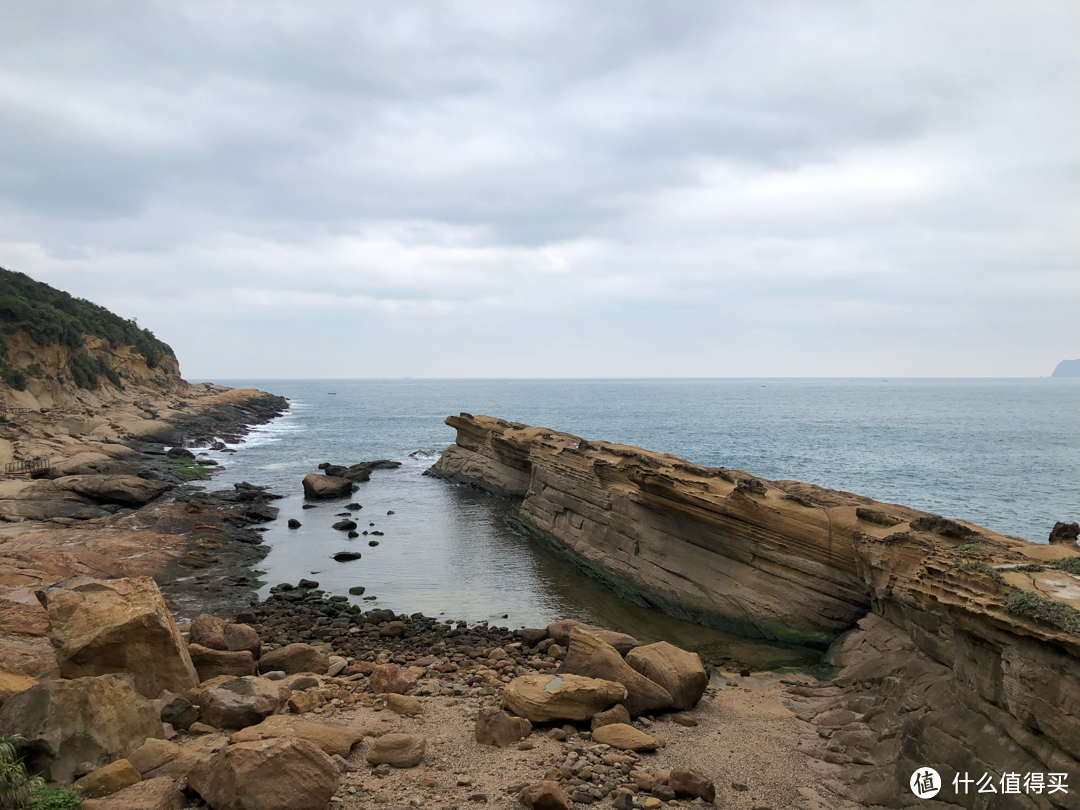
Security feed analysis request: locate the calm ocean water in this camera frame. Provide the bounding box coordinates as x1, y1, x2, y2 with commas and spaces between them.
192, 378, 1079, 667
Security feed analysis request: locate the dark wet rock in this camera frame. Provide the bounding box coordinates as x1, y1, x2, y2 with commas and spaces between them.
1049, 521, 1079, 546
333, 551, 362, 562
332, 520, 357, 531
287, 519, 301, 529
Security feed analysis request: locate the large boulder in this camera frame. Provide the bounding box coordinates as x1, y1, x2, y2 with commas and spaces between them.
302, 474, 353, 500
188, 738, 340, 810
188, 644, 257, 681
229, 715, 363, 757
546, 620, 641, 656
197, 676, 287, 730
559, 628, 672, 716
475, 707, 532, 747
80, 777, 187, 810
365, 733, 426, 768
36, 576, 198, 698
502, 673, 626, 723
49, 475, 172, 506
259, 643, 329, 676
71, 759, 142, 798
625, 641, 708, 711
0, 674, 163, 783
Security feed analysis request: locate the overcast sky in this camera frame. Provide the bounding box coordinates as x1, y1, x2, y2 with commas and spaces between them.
1, 1, 1077, 378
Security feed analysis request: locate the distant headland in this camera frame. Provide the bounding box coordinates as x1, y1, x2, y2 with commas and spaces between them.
1052, 358, 1080, 377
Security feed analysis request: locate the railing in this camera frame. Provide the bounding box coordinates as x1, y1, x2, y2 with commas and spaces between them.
4, 458, 49, 475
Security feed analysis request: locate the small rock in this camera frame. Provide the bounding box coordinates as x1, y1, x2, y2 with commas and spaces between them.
365, 733, 426, 768
519, 780, 570, 810
669, 768, 715, 802
288, 519, 301, 529
327, 656, 347, 677
591, 723, 660, 752
669, 712, 698, 727
386, 694, 423, 717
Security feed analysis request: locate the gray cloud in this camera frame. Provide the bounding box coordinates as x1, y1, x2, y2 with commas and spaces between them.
0, 0, 1076, 377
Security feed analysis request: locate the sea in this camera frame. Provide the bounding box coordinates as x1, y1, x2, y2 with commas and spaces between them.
191, 378, 1079, 669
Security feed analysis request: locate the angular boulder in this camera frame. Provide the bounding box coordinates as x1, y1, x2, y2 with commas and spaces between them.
157, 692, 198, 731
224, 623, 262, 658
546, 620, 641, 655
365, 733, 426, 768
669, 767, 716, 802
590, 703, 631, 730
302, 474, 353, 499
591, 723, 660, 752
128, 738, 181, 775
0, 674, 163, 782
80, 777, 187, 810
188, 737, 340, 810
475, 707, 532, 747
189, 644, 257, 681
502, 673, 626, 723
519, 780, 570, 810
71, 759, 142, 798
259, 643, 329, 676
625, 641, 708, 711
197, 676, 286, 730
369, 662, 417, 695
36, 576, 198, 698
229, 715, 363, 757
560, 627, 672, 716
190, 613, 229, 650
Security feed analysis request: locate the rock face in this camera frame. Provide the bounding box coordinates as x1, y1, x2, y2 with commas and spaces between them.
258, 642, 328, 676
0, 674, 163, 782
475, 707, 533, 747
559, 628, 672, 716
302, 474, 353, 500
625, 641, 708, 711
188, 737, 340, 810
196, 676, 286, 730
502, 673, 627, 723
428, 414, 880, 645
35, 576, 198, 698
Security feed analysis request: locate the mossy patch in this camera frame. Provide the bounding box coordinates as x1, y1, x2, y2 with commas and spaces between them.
1004, 589, 1080, 634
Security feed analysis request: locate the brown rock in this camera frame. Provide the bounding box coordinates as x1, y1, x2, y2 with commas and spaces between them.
1048, 521, 1079, 546
157, 692, 198, 731
625, 641, 708, 711
369, 662, 417, 695
0, 674, 162, 782
0, 670, 37, 706
519, 628, 548, 646
502, 673, 626, 723
197, 676, 286, 730
545, 620, 641, 655
669, 767, 716, 802
80, 777, 186, 810
475, 707, 532, 747
36, 576, 198, 698
259, 643, 329, 676
519, 780, 570, 810
365, 732, 426, 768
190, 613, 229, 650
128, 738, 181, 775
560, 628, 672, 716
50, 474, 171, 506
189, 737, 340, 810
590, 723, 660, 752
590, 703, 631, 730
302, 473, 354, 499
189, 644, 257, 681
71, 759, 142, 798
229, 714, 363, 757
225, 623, 262, 658
386, 693, 423, 716
286, 690, 326, 714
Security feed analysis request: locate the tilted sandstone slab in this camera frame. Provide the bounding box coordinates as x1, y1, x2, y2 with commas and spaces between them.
559, 627, 672, 716
503, 672, 627, 723
35, 575, 198, 698
625, 640, 708, 711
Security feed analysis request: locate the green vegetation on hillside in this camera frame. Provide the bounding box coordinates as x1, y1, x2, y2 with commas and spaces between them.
0, 267, 174, 367
0, 267, 175, 391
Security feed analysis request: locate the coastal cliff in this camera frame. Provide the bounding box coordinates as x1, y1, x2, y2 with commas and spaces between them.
431, 414, 1080, 809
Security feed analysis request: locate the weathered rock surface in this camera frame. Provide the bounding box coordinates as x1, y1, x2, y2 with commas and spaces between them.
519, 780, 570, 810
157, 692, 198, 731
188, 737, 340, 810
47, 474, 172, 506
0, 674, 162, 782
196, 675, 286, 730
35, 575, 198, 698
502, 673, 627, 723
546, 619, 641, 655
127, 738, 181, 775
559, 627, 672, 716
365, 732, 426, 768
590, 703, 631, 730
71, 759, 142, 798
229, 714, 363, 757
625, 641, 708, 711
475, 707, 533, 747
590, 723, 660, 752
258, 642, 328, 676
188, 643, 257, 680
302, 474, 353, 500
369, 662, 417, 694
80, 777, 187, 810
668, 768, 715, 802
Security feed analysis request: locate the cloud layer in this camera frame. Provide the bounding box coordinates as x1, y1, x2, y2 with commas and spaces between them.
1, 1, 1077, 377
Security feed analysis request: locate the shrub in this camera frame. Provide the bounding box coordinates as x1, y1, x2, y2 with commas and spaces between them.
68, 355, 124, 391
954, 543, 987, 555
953, 559, 1006, 585
24, 364, 43, 378
0, 735, 46, 809
29, 787, 81, 809
1004, 589, 1080, 634
0, 368, 27, 391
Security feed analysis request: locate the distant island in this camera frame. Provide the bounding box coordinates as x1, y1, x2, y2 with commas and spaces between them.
1051, 359, 1080, 377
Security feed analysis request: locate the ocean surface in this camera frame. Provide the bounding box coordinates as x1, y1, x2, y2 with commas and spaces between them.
192, 378, 1080, 668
